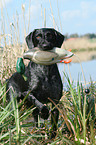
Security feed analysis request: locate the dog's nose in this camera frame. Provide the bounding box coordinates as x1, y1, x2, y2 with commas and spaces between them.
43, 44, 48, 49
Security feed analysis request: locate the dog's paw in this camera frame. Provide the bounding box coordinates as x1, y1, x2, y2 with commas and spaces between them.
40, 106, 49, 119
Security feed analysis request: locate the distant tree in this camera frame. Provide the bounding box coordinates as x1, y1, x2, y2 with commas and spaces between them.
83, 33, 96, 39
64, 33, 69, 40
69, 33, 79, 38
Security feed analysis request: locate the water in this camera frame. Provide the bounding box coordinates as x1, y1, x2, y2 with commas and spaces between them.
58, 59, 96, 90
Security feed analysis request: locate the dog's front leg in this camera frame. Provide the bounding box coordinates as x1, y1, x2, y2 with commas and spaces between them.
51, 104, 59, 138
23, 92, 49, 120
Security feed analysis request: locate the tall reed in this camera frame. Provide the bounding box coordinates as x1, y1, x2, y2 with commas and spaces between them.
0, 0, 95, 144
0, 3, 28, 84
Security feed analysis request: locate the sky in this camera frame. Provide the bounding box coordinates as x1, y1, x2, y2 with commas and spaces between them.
0, 0, 96, 42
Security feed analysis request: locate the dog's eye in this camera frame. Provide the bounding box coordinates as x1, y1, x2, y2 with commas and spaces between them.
36, 34, 42, 39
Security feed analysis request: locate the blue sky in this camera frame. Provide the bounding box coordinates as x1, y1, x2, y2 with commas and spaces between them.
0, 0, 96, 40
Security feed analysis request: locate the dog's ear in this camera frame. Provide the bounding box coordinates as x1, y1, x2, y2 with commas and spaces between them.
54, 30, 65, 48
26, 30, 36, 49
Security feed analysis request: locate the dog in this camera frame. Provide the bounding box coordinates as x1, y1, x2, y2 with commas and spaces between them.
6, 28, 64, 138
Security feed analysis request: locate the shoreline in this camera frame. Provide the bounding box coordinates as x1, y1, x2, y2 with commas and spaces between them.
70, 50, 96, 63
1, 45, 96, 63
61, 37, 96, 62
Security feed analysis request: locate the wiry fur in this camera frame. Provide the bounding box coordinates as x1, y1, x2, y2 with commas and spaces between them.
6, 28, 64, 138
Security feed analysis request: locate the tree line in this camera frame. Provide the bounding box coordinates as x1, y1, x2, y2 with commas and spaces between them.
65, 33, 96, 39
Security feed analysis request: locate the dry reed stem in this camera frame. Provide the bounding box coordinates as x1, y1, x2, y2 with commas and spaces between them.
0, 43, 27, 83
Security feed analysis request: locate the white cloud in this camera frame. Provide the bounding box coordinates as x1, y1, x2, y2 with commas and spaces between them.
62, 10, 80, 20
81, 1, 96, 13
61, 0, 96, 34
62, 0, 96, 21
0, 0, 12, 8
62, 8, 88, 21
25, 4, 41, 20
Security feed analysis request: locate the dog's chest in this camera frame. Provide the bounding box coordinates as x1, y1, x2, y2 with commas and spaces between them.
27, 63, 62, 102
29, 64, 53, 89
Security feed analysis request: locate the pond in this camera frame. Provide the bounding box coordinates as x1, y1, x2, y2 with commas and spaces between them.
58, 59, 96, 90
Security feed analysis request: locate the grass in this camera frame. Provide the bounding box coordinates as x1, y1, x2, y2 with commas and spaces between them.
63, 38, 96, 52
0, 76, 96, 144
0, 0, 96, 144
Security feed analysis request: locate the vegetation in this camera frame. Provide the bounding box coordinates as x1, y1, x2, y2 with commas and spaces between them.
0, 0, 96, 144
0, 76, 95, 144
65, 33, 96, 39
63, 37, 96, 52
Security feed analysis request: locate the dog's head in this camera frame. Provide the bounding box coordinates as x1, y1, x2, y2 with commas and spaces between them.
26, 28, 64, 51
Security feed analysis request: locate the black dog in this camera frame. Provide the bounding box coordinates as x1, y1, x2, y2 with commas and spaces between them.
6, 28, 64, 138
